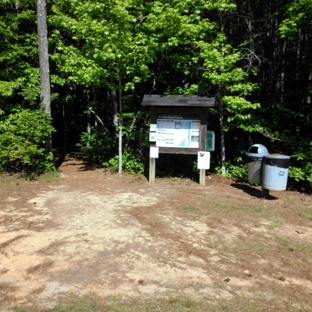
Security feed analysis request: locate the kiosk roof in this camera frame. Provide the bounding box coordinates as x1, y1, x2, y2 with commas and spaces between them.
141, 95, 215, 107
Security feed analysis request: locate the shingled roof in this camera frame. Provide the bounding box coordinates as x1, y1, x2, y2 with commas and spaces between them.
141, 95, 215, 107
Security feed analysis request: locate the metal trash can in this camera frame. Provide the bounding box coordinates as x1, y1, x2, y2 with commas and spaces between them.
262, 154, 291, 191
246, 144, 269, 185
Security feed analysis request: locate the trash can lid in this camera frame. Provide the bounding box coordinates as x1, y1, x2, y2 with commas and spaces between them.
264, 154, 290, 159
246, 144, 269, 158
263, 154, 291, 168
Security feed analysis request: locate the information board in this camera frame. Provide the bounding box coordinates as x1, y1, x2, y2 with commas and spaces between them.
156, 115, 200, 148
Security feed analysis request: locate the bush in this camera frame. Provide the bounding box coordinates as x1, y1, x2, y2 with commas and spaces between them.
0, 109, 55, 174
287, 141, 312, 192
77, 127, 146, 175
214, 160, 249, 181
76, 129, 116, 165
102, 149, 145, 175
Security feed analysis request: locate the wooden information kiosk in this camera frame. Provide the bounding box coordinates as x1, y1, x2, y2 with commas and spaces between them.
141, 95, 215, 185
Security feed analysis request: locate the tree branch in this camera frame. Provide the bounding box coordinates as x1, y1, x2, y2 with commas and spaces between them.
90, 109, 110, 134
257, 126, 295, 143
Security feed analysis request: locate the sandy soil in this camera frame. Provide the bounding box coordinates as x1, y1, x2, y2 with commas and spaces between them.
0, 156, 312, 311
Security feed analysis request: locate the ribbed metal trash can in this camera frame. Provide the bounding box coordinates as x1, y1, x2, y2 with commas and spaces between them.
262, 154, 291, 191
246, 144, 269, 185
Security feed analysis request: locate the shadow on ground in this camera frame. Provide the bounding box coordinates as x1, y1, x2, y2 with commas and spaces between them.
231, 183, 278, 200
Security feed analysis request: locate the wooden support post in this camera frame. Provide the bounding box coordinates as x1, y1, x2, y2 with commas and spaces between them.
199, 169, 206, 186
149, 157, 156, 183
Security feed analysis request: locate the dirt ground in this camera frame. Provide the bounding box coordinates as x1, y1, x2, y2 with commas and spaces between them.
0, 156, 312, 311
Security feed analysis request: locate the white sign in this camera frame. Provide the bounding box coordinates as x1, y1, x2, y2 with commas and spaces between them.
149, 131, 157, 142
150, 146, 159, 158
156, 116, 200, 148
197, 151, 210, 169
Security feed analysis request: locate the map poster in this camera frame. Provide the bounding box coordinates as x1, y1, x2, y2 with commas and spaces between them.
156, 116, 200, 148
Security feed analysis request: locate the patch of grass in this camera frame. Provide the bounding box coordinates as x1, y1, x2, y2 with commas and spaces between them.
0, 281, 8, 289
12, 308, 28, 312
0, 174, 20, 190
227, 237, 268, 255
250, 205, 265, 213
298, 208, 312, 221
209, 241, 218, 249
49, 296, 102, 312
268, 220, 284, 230
205, 201, 257, 214
55, 296, 312, 311
42, 170, 61, 182
208, 237, 226, 250
296, 243, 312, 253
49, 298, 214, 312
276, 236, 312, 253
204, 201, 282, 222
183, 206, 200, 211
7, 293, 312, 312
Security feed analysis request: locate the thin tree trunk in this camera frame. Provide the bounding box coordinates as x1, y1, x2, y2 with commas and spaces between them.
219, 17, 226, 176
37, 0, 52, 152
218, 99, 226, 176
110, 82, 118, 129
125, 110, 140, 148
118, 86, 122, 174
87, 112, 91, 148
63, 102, 68, 154
110, 77, 122, 174
280, 40, 286, 105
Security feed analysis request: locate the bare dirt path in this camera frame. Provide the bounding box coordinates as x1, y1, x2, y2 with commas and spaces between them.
0, 157, 312, 311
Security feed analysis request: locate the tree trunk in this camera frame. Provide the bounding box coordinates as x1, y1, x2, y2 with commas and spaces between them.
109, 78, 123, 174
110, 82, 118, 129
218, 99, 226, 176
87, 111, 91, 148
118, 87, 122, 174
63, 102, 68, 154
219, 16, 226, 176
37, 0, 52, 152
280, 40, 287, 105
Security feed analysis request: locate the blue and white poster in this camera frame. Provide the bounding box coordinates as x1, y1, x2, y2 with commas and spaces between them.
156, 116, 200, 148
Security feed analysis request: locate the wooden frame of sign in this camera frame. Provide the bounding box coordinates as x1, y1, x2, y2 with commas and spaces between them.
141, 95, 215, 185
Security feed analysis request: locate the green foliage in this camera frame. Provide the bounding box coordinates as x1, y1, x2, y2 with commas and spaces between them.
102, 149, 145, 175
0, 0, 311, 192
279, 0, 312, 40
76, 129, 116, 165
50, 0, 154, 90
214, 160, 248, 181
0, 109, 55, 174
77, 128, 145, 175
0, 2, 40, 106
288, 141, 312, 189
198, 39, 260, 132
171, 84, 200, 95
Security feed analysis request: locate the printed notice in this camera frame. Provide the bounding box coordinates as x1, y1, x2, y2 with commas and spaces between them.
156, 117, 200, 148
150, 146, 159, 158
197, 151, 210, 169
